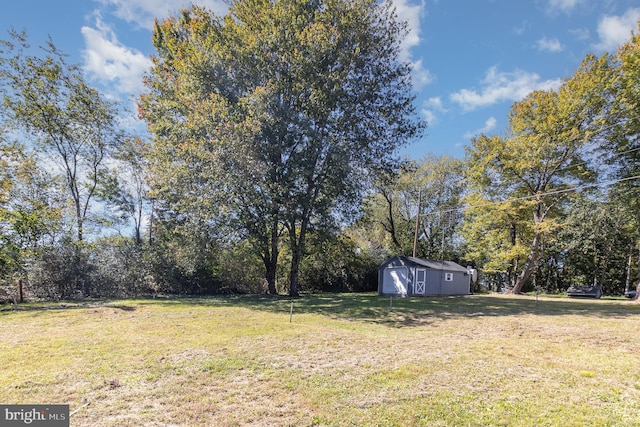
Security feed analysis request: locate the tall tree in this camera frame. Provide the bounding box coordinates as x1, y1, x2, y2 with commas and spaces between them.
464, 55, 607, 294
602, 25, 640, 300
139, 0, 424, 296
0, 30, 123, 242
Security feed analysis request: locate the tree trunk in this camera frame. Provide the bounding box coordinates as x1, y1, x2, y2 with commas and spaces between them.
624, 244, 633, 294
634, 243, 640, 302
288, 217, 308, 298
77, 216, 83, 242
134, 206, 142, 245
264, 219, 280, 295
506, 221, 517, 291
134, 226, 141, 246
149, 199, 155, 245
18, 278, 24, 303
74, 189, 84, 242
510, 231, 542, 294
289, 247, 301, 298
381, 190, 403, 254
264, 261, 278, 295
509, 203, 548, 295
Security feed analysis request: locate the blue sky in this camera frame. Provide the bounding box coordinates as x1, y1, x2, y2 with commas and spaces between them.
2, 0, 640, 159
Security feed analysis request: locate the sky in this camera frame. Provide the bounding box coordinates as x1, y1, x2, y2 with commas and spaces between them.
1, 0, 640, 159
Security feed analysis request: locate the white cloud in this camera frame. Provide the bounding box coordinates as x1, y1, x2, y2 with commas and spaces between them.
546, 0, 583, 14
422, 109, 437, 126
81, 16, 152, 95
569, 27, 590, 41
594, 8, 640, 52
424, 97, 445, 111
464, 117, 497, 139
95, 0, 229, 30
421, 97, 445, 126
412, 59, 435, 88
450, 66, 563, 111
391, 0, 433, 89
513, 20, 529, 36
536, 37, 564, 52
392, 0, 424, 56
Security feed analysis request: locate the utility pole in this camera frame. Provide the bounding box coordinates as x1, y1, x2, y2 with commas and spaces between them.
413, 189, 422, 257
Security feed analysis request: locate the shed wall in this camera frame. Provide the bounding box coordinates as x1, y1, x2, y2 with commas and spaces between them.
381, 266, 408, 296
425, 269, 441, 295
378, 256, 470, 296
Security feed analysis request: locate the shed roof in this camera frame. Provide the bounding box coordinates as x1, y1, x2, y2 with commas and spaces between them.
383, 256, 468, 272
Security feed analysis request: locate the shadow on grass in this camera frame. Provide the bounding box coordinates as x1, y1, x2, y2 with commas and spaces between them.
132, 293, 640, 327
0, 300, 137, 314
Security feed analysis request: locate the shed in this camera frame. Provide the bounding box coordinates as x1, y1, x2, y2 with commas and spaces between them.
378, 256, 471, 297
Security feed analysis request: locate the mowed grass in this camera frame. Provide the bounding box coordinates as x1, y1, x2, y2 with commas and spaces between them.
1, 294, 639, 426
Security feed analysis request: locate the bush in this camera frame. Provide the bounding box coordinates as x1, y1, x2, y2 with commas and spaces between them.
26, 241, 90, 300
88, 237, 155, 297
299, 235, 383, 293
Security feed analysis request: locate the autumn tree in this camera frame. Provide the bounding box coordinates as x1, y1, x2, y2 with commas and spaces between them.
139, 0, 424, 296
0, 30, 123, 242
595, 25, 640, 300
464, 55, 607, 294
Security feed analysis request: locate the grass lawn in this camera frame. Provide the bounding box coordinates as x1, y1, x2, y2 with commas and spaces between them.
1, 293, 639, 426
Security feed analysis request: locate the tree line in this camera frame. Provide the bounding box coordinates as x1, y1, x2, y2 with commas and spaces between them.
1, 0, 639, 301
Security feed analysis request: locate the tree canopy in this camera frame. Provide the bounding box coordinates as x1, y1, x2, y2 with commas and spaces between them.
139, 0, 424, 296
464, 54, 608, 294
0, 30, 123, 243
1, 11, 640, 302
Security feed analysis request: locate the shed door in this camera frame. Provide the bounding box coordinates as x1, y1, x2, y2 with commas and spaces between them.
383, 267, 408, 295
414, 269, 426, 295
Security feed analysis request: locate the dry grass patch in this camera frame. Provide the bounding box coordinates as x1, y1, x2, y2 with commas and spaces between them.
1, 294, 639, 426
